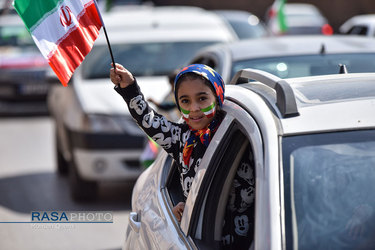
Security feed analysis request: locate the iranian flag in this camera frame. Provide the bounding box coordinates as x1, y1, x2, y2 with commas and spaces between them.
13, 0, 103, 86
268, 0, 288, 35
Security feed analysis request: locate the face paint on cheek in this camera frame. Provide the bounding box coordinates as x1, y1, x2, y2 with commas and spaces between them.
201, 102, 216, 118
180, 102, 216, 122
180, 107, 190, 122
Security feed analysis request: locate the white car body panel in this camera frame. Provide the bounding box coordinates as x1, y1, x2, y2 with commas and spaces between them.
124, 151, 192, 250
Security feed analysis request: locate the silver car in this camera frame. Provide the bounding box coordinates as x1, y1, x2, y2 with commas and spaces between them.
124, 69, 375, 249
265, 3, 333, 35
189, 35, 375, 84
213, 10, 270, 40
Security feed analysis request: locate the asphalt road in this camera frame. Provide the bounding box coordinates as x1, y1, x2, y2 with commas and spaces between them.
0, 116, 133, 250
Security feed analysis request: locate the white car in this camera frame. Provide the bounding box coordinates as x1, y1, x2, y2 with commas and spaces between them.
339, 14, 375, 37
213, 10, 270, 40
265, 3, 333, 35
47, 6, 236, 201
123, 69, 375, 249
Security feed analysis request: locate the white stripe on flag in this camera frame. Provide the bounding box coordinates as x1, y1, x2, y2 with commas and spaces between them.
31, 0, 93, 59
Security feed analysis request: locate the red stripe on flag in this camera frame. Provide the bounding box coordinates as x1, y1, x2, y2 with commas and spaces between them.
49, 2, 102, 86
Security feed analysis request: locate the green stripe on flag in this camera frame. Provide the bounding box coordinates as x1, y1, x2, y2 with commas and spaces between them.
13, 0, 64, 31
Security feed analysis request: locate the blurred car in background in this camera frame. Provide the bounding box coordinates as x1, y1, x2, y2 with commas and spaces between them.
189, 35, 375, 84
339, 14, 375, 37
213, 10, 270, 40
124, 69, 375, 249
0, 14, 50, 116
266, 3, 333, 35
0, 0, 15, 15
96, 0, 144, 12
48, 6, 236, 201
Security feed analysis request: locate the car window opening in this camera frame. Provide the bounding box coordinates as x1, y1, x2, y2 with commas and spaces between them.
192, 126, 255, 249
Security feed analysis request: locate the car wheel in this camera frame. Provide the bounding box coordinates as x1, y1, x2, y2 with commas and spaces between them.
55, 132, 69, 175
69, 160, 98, 201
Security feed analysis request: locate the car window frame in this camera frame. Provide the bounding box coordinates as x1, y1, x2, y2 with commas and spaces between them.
180, 100, 264, 247
199, 127, 253, 248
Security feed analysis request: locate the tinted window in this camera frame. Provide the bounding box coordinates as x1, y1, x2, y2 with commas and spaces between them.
228, 20, 268, 39
232, 54, 375, 79
347, 25, 369, 35
282, 130, 375, 250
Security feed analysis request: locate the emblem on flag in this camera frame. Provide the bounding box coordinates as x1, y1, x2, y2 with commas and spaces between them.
60, 6, 73, 27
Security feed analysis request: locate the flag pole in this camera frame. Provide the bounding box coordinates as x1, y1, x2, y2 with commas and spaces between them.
94, 0, 116, 69
102, 25, 116, 68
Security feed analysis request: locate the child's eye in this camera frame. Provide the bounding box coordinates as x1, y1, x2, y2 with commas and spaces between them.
199, 96, 208, 102
180, 99, 189, 104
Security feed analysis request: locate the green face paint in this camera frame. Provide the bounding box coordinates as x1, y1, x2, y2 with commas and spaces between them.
180, 102, 216, 119
180, 107, 190, 119
201, 102, 216, 118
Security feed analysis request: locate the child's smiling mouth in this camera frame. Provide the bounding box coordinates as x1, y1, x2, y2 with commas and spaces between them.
189, 115, 204, 121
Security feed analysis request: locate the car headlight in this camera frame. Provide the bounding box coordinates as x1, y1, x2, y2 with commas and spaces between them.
82, 114, 143, 135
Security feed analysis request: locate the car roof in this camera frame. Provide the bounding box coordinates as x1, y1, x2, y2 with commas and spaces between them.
97, 6, 235, 44
342, 14, 375, 24
201, 35, 375, 62
228, 71, 375, 135
283, 73, 375, 134
283, 3, 323, 15
214, 9, 259, 21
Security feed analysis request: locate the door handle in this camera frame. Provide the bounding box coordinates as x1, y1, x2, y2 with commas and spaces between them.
129, 212, 141, 233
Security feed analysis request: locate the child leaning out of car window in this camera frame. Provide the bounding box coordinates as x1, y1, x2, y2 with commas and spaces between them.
110, 63, 254, 249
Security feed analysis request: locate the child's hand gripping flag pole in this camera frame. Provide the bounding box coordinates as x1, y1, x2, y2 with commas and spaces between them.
13, 0, 115, 86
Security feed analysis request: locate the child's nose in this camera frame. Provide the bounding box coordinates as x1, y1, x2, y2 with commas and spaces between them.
191, 101, 200, 112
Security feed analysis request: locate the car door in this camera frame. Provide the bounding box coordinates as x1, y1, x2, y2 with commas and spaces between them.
174, 99, 264, 249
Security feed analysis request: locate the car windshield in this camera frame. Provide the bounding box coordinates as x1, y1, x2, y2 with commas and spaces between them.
231, 53, 375, 79
81, 41, 217, 79
282, 129, 375, 250
229, 20, 268, 39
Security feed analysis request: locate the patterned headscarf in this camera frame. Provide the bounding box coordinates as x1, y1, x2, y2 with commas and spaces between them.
174, 64, 225, 110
